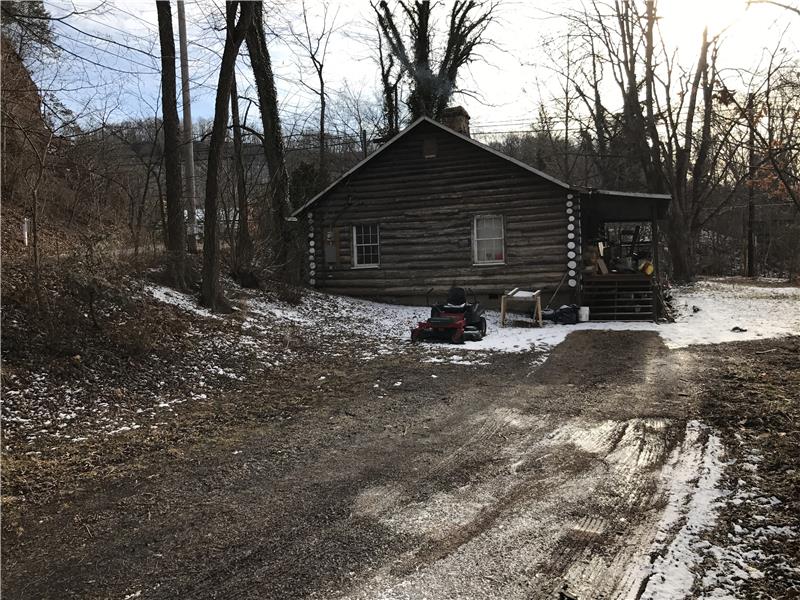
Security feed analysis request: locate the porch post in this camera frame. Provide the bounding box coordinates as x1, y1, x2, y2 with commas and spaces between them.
651, 204, 660, 278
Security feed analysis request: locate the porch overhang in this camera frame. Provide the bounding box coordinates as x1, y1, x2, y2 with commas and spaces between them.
577, 188, 671, 221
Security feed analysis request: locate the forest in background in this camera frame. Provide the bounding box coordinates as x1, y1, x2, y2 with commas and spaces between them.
2, 0, 799, 317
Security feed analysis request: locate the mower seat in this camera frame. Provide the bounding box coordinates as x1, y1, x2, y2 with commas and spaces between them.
446, 287, 468, 305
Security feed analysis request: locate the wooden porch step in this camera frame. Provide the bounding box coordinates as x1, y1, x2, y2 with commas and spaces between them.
590, 313, 653, 321
583, 293, 653, 300
582, 274, 656, 321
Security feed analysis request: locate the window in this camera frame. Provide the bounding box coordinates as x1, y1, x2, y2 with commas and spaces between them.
473, 215, 505, 264
353, 224, 380, 267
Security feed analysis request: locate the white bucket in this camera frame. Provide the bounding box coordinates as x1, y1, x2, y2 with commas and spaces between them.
578, 306, 590, 322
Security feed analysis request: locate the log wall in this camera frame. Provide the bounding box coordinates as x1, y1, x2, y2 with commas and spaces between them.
305, 120, 575, 302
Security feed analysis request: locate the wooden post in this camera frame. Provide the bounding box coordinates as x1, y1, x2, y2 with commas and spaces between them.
651, 205, 660, 279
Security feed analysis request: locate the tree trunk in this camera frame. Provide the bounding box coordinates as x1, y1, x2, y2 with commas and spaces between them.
156, 0, 188, 290
667, 229, 694, 283
245, 1, 294, 281
643, 0, 665, 193
200, 1, 253, 311
318, 70, 326, 183
377, 31, 399, 138
230, 72, 254, 283
375, 1, 494, 121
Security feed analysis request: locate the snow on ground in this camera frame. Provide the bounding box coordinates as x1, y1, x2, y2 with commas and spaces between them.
140, 280, 799, 599
6, 278, 796, 595
634, 421, 729, 599
469, 279, 800, 351
149, 285, 218, 319
663, 279, 800, 348
147, 278, 800, 354
633, 422, 799, 599
12, 278, 791, 451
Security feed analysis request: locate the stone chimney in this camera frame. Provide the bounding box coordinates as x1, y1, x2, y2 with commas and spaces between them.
440, 106, 471, 137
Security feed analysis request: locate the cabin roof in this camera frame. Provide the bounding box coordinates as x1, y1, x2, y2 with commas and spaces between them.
290, 116, 671, 218
577, 188, 672, 221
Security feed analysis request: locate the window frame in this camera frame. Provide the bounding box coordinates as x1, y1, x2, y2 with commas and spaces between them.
352, 223, 381, 269
472, 215, 506, 266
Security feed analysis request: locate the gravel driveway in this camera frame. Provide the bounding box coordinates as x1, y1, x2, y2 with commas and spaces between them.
3, 330, 711, 599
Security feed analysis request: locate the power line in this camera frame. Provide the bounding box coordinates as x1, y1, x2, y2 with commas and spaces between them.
12, 17, 157, 76
50, 30, 159, 72
53, 18, 159, 59
79, 13, 158, 43
471, 127, 574, 136
108, 4, 159, 28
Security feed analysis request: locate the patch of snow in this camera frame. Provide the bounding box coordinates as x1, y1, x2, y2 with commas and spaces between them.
662, 280, 800, 348
635, 421, 730, 599
147, 285, 214, 318
246, 298, 312, 325
9, 278, 795, 452
676, 442, 797, 598
145, 277, 798, 357
288, 278, 799, 354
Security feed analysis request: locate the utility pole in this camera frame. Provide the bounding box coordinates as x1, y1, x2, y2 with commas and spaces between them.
563, 31, 571, 179
747, 92, 756, 278
177, 0, 198, 253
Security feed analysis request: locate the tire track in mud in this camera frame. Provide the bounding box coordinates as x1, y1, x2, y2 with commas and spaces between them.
340, 416, 692, 600
4, 331, 711, 600
238, 333, 703, 600
336, 332, 703, 600
532, 417, 687, 600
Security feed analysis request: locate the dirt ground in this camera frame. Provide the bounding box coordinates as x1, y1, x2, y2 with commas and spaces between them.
2, 330, 798, 599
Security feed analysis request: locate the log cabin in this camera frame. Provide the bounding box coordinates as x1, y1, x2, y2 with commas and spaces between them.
292, 107, 671, 320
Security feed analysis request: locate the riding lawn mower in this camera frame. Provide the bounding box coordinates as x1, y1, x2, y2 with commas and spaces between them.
410, 287, 487, 344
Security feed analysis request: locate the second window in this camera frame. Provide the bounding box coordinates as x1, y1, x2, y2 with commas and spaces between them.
473, 215, 505, 264
353, 224, 380, 267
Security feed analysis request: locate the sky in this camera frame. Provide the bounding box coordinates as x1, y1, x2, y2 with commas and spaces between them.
32, 0, 800, 139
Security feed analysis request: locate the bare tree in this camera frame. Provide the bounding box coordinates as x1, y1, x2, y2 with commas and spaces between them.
4, 109, 54, 313
373, 0, 497, 120
156, 0, 188, 289
286, 0, 339, 181
229, 72, 253, 282
245, 0, 293, 280
200, 0, 254, 311
660, 27, 716, 280
376, 26, 402, 138
555, 0, 751, 281
747, 0, 800, 17
329, 80, 383, 142
104, 116, 165, 256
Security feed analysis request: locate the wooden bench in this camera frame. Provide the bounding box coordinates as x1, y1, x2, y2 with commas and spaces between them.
500, 288, 543, 327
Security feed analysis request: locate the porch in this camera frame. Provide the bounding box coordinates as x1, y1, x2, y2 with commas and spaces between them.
577, 189, 672, 321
